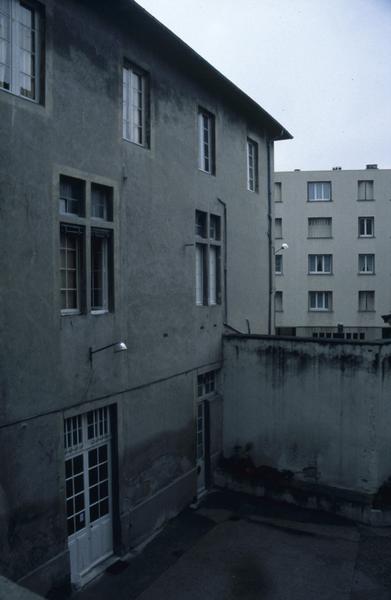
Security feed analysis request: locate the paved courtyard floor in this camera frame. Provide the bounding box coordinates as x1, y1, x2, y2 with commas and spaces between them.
73, 490, 391, 600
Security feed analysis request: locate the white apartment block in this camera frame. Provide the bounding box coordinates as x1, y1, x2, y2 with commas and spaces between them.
274, 165, 391, 340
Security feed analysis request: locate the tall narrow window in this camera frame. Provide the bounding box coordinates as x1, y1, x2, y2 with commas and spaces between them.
275, 218, 282, 239
274, 182, 282, 202
308, 182, 331, 201
358, 217, 374, 237
60, 225, 83, 315
275, 254, 283, 274
358, 180, 374, 201
123, 63, 149, 146
274, 291, 283, 312
91, 184, 113, 221
195, 210, 221, 306
91, 229, 112, 313
198, 108, 215, 174
0, 0, 43, 102
247, 138, 259, 192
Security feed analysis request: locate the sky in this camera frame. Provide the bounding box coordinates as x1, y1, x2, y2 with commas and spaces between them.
136, 0, 391, 172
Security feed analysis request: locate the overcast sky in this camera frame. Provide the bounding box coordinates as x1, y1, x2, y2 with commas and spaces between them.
136, 0, 391, 172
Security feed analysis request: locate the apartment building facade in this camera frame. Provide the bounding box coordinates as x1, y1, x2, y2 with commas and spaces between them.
0, 0, 290, 594
274, 166, 391, 340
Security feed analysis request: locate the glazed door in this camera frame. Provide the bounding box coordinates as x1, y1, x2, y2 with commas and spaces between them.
196, 401, 206, 494
64, 408, 113, 586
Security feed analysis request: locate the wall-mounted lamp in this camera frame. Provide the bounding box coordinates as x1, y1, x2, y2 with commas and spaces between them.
274, 243, 289, 254
89, 341, 127, 362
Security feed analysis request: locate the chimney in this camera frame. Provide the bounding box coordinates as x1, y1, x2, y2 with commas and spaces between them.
366, 164, 378, 169
332, 167, 342, 170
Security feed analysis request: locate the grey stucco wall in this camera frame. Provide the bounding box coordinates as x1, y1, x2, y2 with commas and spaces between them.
0, 0, 282, 592
223, 336, 391, 495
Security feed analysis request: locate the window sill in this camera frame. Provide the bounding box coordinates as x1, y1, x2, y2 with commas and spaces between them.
308, 272, 333, 276
358, 309, 376, 313
122, 137, 149, 150
358, 236, 375, 239
307, 199, 332, 203
358, 272, 375, 276
357, 198, 375, 202
0, 86, 40, 105
61, 310, 81, 317
308, 309, 333, 313
198, 167, 215, 177
91, 309, 109, 316
307, 236, 333, 239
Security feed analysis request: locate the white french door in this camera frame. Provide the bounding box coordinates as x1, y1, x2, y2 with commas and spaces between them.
64, 408, 113, 586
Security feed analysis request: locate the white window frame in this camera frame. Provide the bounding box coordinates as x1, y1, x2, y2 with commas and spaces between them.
122, 63, 148, 146
358, 290, 375, 312
198, 108, 215, 174
60, 225, 83, 316
358, 254, 375, 274
309, 291, 332, 312
195, 210, 221, 306
0, 0, 41, 102
358, 217, 374, 237
358, 180, 374, 201
247, 138, 259, 192
308, 254, 332, 274
308, 181, 331, 202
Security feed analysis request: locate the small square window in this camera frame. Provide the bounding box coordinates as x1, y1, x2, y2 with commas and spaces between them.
197, 370, 217, 397
358, 254, 375, 274
358, 180, 374, 201
358, 217, 374, 237
358, 290, 375, 312
308, 182, 331, 202
60, 176, 85, 216
309, 291, 332, 311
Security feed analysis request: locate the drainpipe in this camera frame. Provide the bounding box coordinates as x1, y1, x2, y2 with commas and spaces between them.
266, 139, 273, 335
217, 198, 228, 323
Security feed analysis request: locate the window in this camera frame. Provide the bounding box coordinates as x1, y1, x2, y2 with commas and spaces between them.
308, 182, 331, 201
358, 217, 374, 237
358, 290, 375, 312
274, 182, 282, 202
195, 210, 221, 306
91, 183, 113, 221
275, 218, 282, 239
309, 291, 332, 311
60, 176, 85, 216
0, 0, 43, 102
197, 370, 217, 397
358, 254, 375, 274
275, 254, 283, 274
198, 108, 215, 174
308, 255, 332, 274
247, 138, 259, 192
308, 217, 332, 238
60, 176, 114, 315
358, 180, 374, 201
274, 291, 283, 312
123, 63, 149, 146
91, 229, 112, 313
60, 225, 83, 315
